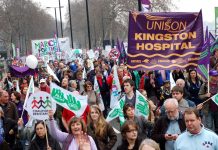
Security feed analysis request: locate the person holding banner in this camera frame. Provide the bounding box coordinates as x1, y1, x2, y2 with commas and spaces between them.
87, 105, 117, 150
198, 70, 218, 134
29, 121, 61, 150
48, 110, 97, 150
185, 69, 203, 105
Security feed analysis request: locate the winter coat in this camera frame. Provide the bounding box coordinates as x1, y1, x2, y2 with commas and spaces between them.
87, 122, 117, 150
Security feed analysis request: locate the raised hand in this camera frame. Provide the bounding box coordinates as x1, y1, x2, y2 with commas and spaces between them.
78, 132, 91, 150
48, 110, 54, 119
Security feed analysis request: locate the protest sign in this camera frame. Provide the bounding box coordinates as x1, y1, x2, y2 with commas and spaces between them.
31, 37, 70, 59
127, 11, 203, 70
26, 91, 56, 120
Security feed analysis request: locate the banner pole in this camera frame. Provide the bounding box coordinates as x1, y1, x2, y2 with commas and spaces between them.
44, 120, 49, 148
207, 64, 210, 93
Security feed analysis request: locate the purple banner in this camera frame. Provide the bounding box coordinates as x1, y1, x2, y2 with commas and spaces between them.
127, 11, 203, 70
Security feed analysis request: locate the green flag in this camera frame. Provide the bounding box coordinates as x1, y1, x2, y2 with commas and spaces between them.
211, 93, 218, 106
106, 96, 125, 125
50, 82, 88, 117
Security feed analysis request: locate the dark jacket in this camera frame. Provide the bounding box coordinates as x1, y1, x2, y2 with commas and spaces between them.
127, 116, 153, 139
29, 135, 61, 150
0, 101, 19, 121
151, 113, 186, 150
87, 122, 117, 150
117, 138, 141, 150
1, 116, 18, 148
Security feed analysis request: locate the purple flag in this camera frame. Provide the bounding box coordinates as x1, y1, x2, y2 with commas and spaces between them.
141, 0, 151, 12
116, 38, 121, 53
205, 26, 208, 42
209, 32, 216, 45
121, 41, 127, 63
127, 11, 203, 71
197, 37, 210, 80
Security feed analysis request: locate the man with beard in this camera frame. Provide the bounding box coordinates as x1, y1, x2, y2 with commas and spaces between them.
151, 98, 186, 150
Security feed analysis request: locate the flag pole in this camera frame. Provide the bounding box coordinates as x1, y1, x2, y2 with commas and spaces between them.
44, 120, 50, 149
21, 76, 34, 119
207, 64, 210, 92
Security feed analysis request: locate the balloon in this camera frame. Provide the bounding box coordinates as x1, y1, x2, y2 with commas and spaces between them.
26, 55, 38, 69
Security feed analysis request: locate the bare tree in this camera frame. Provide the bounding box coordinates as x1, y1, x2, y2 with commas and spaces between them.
65, 0, 175, 49
0, 0, 56, 57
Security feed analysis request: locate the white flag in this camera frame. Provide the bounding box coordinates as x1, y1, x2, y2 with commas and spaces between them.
7, 80, 13, 89
211, 93, 218, 106
23, 76, 35, 109
106, 96, 125, 125
16, 80, 20, 93
94, 76, 105, 111
82, 68, 87, 79
135, 90, 149, 119
47, 64, 60, 82
50, 82, 88, 117
170, 71, 176, 90
110, 65, 121, 108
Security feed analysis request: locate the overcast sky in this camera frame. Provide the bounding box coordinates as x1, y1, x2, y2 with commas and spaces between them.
32, 0, 218, 31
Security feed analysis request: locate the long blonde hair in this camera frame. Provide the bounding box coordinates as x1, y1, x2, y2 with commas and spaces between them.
87, 105, 107, 138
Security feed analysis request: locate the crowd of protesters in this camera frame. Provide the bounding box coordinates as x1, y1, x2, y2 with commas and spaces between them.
0, 52, 217, 150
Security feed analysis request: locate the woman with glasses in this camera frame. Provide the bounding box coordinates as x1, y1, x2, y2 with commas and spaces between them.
123, 103, 154, 139
117, 120, 141, 150
87, 105, 117, 150
82, 81, 98, 106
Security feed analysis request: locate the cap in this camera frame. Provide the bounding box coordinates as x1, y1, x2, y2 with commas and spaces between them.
209, 70, 218, 76
40, 79, 46, 83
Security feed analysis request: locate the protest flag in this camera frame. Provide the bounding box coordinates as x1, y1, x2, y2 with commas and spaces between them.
210, 93, 218, 106
210, 38, 218, 54
116, 38, 122, 64
170, 71, 176, 90
106, 97, 125, 125
94, 76, 105, 111
120, 41, 127, 64
141, 0, 151, 12
197, 28, 210, 81
209, 32, 216, 45
7, 80, 13, 89
135, 90, 150, 119
110, 65, 121, 108
21, 76, 35, 118
82, 67, 87, 79
50, 82, 88, 117
47, 64, 60, 83
16, 80, 20, 93
107, 90, 149, 125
